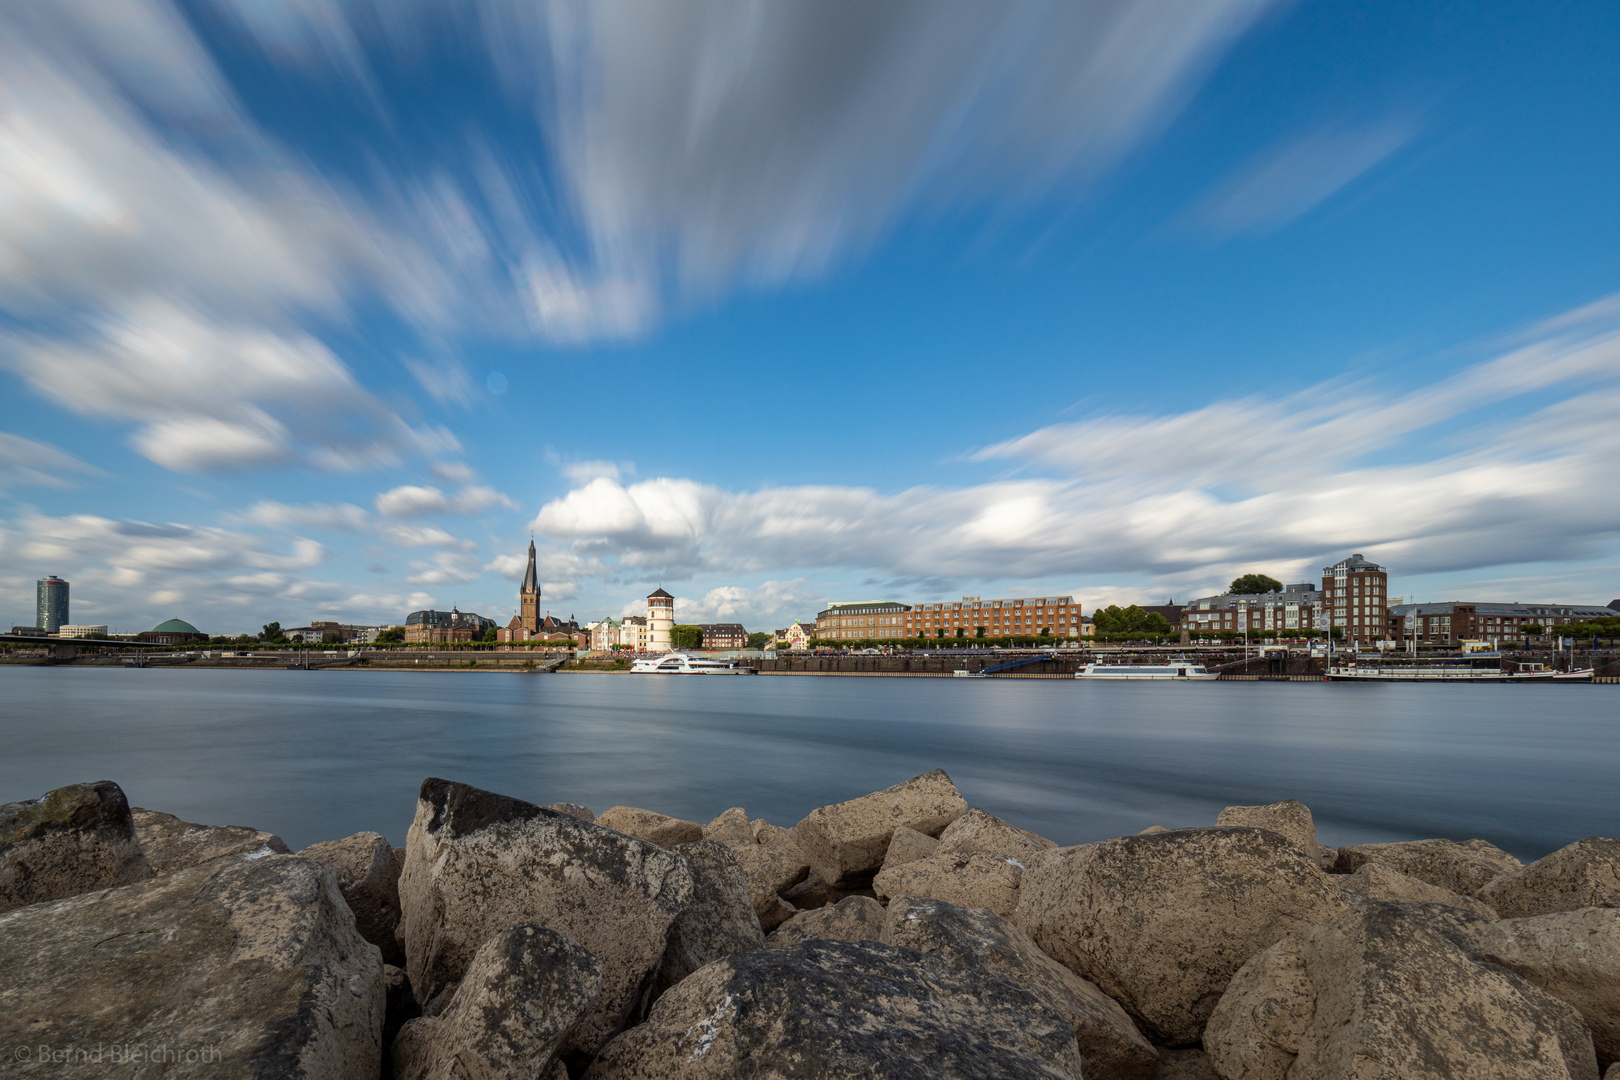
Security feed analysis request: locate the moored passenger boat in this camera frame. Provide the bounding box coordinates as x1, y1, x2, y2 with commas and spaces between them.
629, 652, 755, 675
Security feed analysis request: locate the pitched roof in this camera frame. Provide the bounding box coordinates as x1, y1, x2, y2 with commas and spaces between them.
648, 587, 673, 599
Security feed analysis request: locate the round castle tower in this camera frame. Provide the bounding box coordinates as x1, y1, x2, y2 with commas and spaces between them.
647, 587, 674, 652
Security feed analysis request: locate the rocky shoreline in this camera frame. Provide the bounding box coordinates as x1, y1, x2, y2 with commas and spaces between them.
2, 773, 1617, 1079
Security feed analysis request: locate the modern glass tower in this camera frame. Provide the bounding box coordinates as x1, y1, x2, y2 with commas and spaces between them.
36, 575, 69, 633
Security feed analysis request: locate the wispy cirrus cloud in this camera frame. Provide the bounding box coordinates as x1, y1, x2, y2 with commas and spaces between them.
1192, 118, 1417, 236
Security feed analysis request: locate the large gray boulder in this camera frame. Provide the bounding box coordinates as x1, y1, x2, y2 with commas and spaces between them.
391, 924, 600, 1080
883, 895, 1159, 1080
727, 839, 810, 927
0, 853, 384, 1079
874, 850, 1026, 918
1, 781, 151, 912
1216, 799, 1318, 864
1014, 827, 1349, 1045
766, 894, 886, 949
585, 938, 1083, 1079
1478, 837, 1620, 918
655, 841, 764, 995
594, 805, 705, 847
133, 807, 290, 875
398, 778, 692, 1055
880, 825, 940, 873
1457, 906, 1620, 1064
1332, 836, 1521, 895
793, 770, 968, 888
1204, 901, 1597, 1080
701, 807, 754, 846
1335, 861, 1498, 918
936, 807, 1056, 861
300, 831, 404, 966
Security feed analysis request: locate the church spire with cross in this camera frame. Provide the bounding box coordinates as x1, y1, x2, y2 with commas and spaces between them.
518, 534, 540, 632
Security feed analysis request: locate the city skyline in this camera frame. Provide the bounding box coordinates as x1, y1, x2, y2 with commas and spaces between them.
2, 2, 1618, 635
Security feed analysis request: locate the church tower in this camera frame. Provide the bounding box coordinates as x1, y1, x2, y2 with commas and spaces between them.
519, 537, 541, 634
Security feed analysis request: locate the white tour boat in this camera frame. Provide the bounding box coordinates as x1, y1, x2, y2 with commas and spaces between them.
1075, 660, 1218, 681
629, 652, 755, 675
1325, 663, 1556, 682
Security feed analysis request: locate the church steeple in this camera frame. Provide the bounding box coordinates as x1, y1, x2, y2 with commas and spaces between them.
518, 535, 541, 633
520, 535, 538, 596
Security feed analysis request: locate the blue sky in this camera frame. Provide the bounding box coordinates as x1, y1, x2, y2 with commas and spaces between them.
2, 0, 1618, 635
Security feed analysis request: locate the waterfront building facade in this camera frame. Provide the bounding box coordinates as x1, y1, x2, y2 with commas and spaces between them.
36, 575, 68, 633
647, 588, 674, 652
779, 620, 815, 650
1184, 583, 1323, 636
1323, 554, 1389, 647
815, 601, 911, 640
619, 615, 648, 650
57, 625, 108, 639
697, 623, 747, 649
904, 596, 1080, 639
1388, 602, 1619, 648
406, 607, 496, 643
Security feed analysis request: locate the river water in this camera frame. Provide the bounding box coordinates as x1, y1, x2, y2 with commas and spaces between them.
1, 668, 1614, 859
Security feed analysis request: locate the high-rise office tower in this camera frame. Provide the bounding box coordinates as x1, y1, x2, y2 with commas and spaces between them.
36, 575, 69, 633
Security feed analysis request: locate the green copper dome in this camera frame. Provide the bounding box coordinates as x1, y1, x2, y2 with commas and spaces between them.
151, 618, 201, 634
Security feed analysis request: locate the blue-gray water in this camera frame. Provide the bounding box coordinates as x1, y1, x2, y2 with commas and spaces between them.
2, 669, 1615, 860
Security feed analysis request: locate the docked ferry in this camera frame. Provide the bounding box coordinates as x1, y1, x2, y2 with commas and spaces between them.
1075, 660, 1218, 680
1324, 662, 1576, 682
629, 652, 755, 675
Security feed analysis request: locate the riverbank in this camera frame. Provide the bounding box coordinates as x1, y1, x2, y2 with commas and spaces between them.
2, 772, 1615, 1079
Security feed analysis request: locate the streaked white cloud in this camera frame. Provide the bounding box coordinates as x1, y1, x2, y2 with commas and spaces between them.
375, 483, 518, 518
531, 295, 1620, 599
1194, 119, 1416, 235
0, 432, 102, 490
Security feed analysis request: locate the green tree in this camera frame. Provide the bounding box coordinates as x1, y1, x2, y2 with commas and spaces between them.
321, 631, 343, 645
670, 624, 704, 649
1229, 573, 1283, 595
233, 634, 256, 646
747, 631, 771, 649
373, 628, 404, 645
258, 622, 287, 643
480, 626, 498, 643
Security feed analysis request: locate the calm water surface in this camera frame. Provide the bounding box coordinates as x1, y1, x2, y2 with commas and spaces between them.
1, 668, 1614, 859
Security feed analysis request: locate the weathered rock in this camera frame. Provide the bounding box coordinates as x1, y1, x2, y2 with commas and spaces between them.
0, 853, 384, 1079
750, 818, 794, 846
701, 807, 753, 846
391, 924, 601, 1080
728, 838, 810, 922
300, 831, 404, 965
767, 895, 886, 949
874, 850, 1025, 918
1336, 861, 1499, 918
1478, 837, 1620, 917
585, 938, 1082, 1080
594, 805, 704, 847
880, 824, 940, 873
883, 895, 1159, 1080
1203, 901, 1597, 1080
1333, 836, 1521, 895
1139, 825, 1170, 834
937, 806, 1056, 861
761, 895, 798, 933
1457, 906, 1620, 1063
1154, 1049, 1220, 1080
793, 769, 968, 888
547, 802, 596, 823
655, 841, 764, 995
131, 807, 289, 875
1216, 799, 1318, 863
779, 869, 869, 911
1315, 844, 1338, 872
1, 781, 151, 912
1014, 827, 1349, 1045
1606, 1065, 1620, 1080
398, 778, 693, 1055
